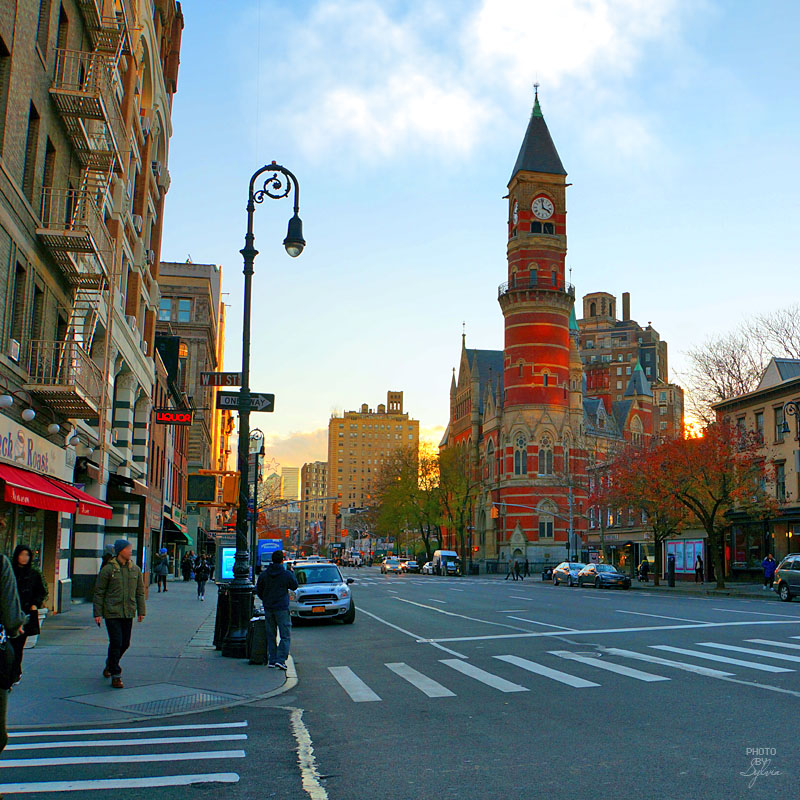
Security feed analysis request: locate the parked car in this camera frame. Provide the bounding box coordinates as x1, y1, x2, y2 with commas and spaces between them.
421, 561, 434, 575
577, 563, 631, 589
774, 555, 800, 601
552, 561, 586, 586
381, 557, 402, 575
401, 560, 420, 573
288, 562, 355, 624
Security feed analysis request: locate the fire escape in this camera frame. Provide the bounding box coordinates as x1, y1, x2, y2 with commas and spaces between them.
28, 1, 133, 420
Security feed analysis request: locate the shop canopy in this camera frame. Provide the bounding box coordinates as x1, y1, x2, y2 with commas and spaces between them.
0, 463, 113, 519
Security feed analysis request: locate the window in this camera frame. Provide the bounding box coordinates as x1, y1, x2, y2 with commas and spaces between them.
40, 137, 55, 219
626, 366, 631, 375
543, 372, 550, 387
56, 5, 68, 49
177, 299, 191, 322
538, 500, 555, 539
158, 298, 171, 320
0, 38, 10, 156
775, 406, 786, 442
36, 0, 52, 55
755, 411, 764, 441
22, 103, 40, 201
551, 270, 557, 287
538, 436, 553, 475
776, 463, 786, 503
530, 221, 541, 233
9, 263, 26, 343
659, 391, 667, 403
513, 434, 527, 475
543, 222, 554, 234
486, 440, 494, 479
616, 367, 622, 376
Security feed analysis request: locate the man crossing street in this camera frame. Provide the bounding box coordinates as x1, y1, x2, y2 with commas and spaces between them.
255, 550, 298, 670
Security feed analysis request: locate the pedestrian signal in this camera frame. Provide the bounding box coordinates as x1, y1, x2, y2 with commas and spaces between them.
222, 474, 240, 505
490, 505, 500, 519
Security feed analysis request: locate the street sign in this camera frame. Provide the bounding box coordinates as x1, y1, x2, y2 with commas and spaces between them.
200, 372, 242, 387
154, 408, 193, 425
216, 391, 275, 412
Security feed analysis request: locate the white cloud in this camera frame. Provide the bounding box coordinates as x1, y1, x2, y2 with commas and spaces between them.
269, 0, 689, 159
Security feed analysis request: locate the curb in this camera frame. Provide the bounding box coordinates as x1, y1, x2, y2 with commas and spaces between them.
628, 584, 778, 601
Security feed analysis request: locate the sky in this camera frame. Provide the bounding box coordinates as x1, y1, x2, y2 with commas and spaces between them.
161, 0, 800, 470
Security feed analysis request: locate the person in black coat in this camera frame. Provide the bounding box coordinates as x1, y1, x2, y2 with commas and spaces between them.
11, 545, 47, 685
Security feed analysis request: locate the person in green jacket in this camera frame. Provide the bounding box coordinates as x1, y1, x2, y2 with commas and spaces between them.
93, 540, 145, 689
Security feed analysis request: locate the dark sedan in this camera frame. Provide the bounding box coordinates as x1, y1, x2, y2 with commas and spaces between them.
552, 561, 586, 586
577, 563, 631, 589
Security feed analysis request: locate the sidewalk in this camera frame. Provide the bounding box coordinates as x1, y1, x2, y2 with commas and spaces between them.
9, 578, 292, 729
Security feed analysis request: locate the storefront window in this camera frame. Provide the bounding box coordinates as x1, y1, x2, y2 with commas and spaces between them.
732, 524, 766, 569
0, 501, 45, 569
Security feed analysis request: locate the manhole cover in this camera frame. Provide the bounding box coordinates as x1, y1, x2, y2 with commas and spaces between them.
122, 691, 241, 716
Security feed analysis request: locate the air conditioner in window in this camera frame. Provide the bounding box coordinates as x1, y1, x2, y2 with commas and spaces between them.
151, 160, 162, 177
7, 339, 20, 362
132, 214, 143, 234
125, 314, 138, 332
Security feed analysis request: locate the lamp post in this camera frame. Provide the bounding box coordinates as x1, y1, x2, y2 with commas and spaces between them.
222, 163, 305, 659
249, 428, 264, 572
782, 400, 800, 440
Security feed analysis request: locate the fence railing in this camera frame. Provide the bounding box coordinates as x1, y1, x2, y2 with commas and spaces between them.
25, 339, 103, 404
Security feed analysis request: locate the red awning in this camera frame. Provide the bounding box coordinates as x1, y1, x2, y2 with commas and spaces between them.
46, 478, 113, 520
0, 463, 77, 514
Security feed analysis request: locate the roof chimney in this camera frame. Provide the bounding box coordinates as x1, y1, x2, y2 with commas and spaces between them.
622, 292, 631, 322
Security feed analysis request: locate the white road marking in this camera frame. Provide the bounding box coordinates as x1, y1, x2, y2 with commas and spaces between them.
494, 654, 599, 688
328, 667, 381, 702
429, 599, 447, 604
429, 618, 800, 644
0, 774, 240, 794
506, 616, 576, 631
6, 734, 246, 751
386, 662, 456, 697
9, 721, 248, 738
509, 595, 534, 601
0, 750, 244, 768
550, 651, 669, 682
747, 638, 800, 651
394, 598, 529, 631
439, 659, 528, 693
617, 610, 707, 624
650, 645, 793, 673
497, 609, 526, 613
289, 707, 329, 800
712, 608, 800, 618
358, 607, 468, 659
696, 642, 800, 663
603, 648, 734, 677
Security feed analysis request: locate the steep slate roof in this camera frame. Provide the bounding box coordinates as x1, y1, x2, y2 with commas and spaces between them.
624, 360, 653, 397
758, 357, 800, 390
510, 94, 567, 181
465, 348, 504, 414
583, 397, 622, 438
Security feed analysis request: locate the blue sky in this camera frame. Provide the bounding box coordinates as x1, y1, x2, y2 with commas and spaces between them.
161, 0, 800, 467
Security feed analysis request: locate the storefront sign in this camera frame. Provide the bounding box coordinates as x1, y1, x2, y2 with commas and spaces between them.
0, 414, 68, 480
154, 408, 193, 425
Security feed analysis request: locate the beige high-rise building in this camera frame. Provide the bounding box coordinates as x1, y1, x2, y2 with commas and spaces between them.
301, 461, 327, 548
281, 466, 300, 501
325, 391, 419, 547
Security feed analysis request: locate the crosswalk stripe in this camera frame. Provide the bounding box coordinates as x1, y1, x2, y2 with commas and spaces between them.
604, 648, 734, 677
696, 642, 800, 663
328, 667, 382, 702
494, 654, 599, 688
0, 773, 240, 794
651, 645, 793, 673
386, 663, 456, 697
747, 638, 800, 651
10, 722, 248, 739
550, 651, 669, 682
439, 659, 528, 692
6, 734, 246, 751
0, 749, 245, 769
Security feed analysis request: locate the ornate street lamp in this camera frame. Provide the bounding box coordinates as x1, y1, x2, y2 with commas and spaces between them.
781, 400, 800, 440
222, 163, 304, 658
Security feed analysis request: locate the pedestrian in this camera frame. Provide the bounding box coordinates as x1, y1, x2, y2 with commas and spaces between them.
515, 559, 523, 581
762, 553, 777, 590
10, 545, 47, 685
208, 554, 215, 581
639, 558, 650, 583
153, 548, 169, 593
255, 550, 298, 671
194, 557, 210, 601
0, 552, 26, 755
694, 554, 704, 583
524, 558, 530, 578
505, 560, 515, 581
180, 553, 192, 581
93, 540, 146, 689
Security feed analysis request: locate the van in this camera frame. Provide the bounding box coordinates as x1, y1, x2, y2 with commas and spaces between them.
432, 549, 460, 576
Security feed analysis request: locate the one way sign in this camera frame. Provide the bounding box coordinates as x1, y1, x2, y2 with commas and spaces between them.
216, 391, 275, 412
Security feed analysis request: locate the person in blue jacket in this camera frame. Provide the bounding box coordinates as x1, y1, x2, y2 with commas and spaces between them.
762, 554, 777, 589
255, 551, 298, 670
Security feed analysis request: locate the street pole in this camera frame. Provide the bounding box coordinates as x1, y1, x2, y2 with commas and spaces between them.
221, 163, 305, 658
568, 482, 574, 561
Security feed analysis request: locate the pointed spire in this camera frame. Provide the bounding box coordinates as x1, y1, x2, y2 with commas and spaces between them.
450, 368, 457, 396
624, 359, 653, 398
510, 86, 566, 182
569, 305, 579, 334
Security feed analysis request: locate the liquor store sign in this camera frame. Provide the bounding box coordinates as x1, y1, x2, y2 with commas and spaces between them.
0, 414, 69, 479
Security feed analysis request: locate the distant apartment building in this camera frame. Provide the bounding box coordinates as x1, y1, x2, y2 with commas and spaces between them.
0, 1, 184, 604
325, 391, 419, 547
156, 260, 226, 553
281, 466, 300, 501
301, 461, 327, 548
577, 291, 684, 438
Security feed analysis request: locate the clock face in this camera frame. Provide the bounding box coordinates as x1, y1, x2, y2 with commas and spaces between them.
531, 196, 554, 220
511, 200, 518, 225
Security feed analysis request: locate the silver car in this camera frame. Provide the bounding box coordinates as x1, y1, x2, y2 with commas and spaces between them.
774, 555, 800, 602
289, 562, 355, 623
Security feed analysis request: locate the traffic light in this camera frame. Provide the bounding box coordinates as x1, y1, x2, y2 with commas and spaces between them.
473, 546, 479, 552
222, 473, 240, 505
490, 505, 500, 519
341, 529, 348, 537
188, 474, 216, 503
333, 502, 341, 515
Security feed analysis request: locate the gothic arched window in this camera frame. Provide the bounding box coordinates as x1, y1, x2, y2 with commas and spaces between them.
513, 434, 527, 475
538, 435, 554, 475
537, 499, 556, 539
486, 440, 494, 479
631, 416, 643, 446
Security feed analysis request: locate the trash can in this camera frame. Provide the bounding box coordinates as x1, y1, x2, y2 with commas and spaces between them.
667, 554, 676, 587
213, 582, 230, 650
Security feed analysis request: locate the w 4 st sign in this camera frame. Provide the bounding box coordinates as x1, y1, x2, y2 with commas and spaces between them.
200, 372, 242, 387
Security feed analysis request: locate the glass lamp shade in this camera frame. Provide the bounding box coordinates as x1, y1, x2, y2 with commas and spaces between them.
0, 395, 12, 408
283, 214, 305, 257
21, 408, 36, 422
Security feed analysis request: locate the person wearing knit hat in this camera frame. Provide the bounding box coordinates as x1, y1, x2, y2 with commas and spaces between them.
93, 539, 145, 688
153, 547, 170, 593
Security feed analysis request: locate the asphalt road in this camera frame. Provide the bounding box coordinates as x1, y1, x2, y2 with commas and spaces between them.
6, 568, 799, 799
